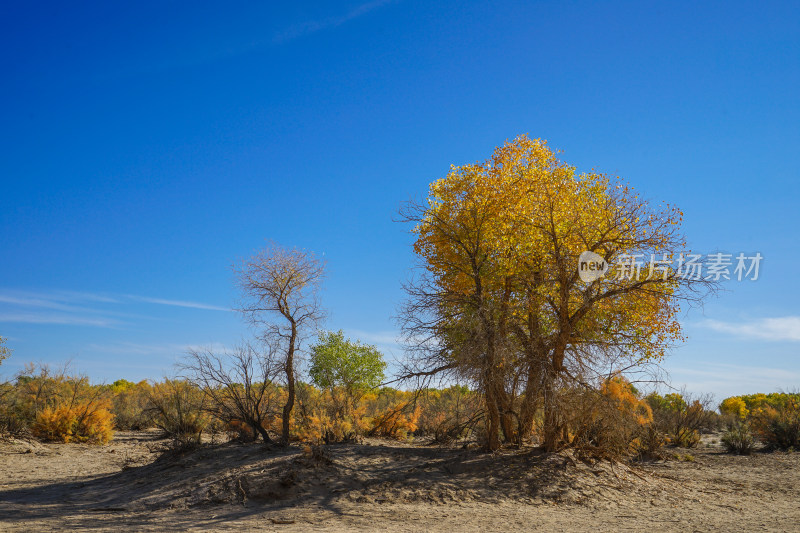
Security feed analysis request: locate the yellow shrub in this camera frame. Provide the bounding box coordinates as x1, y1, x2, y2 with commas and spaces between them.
32, 406, 77, 442
75, 404, 115, 444
720, 396, 749, 420
32, 400, 114, 444
751, 399, 800, 450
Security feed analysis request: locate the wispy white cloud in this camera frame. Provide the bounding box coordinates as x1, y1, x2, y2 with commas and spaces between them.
182, 342, 235, 354
345, 329, 401, 346
0, 294, 82, 312
0, 293, 116, 315
670, 363, 800, 382
0, 312, 121, 328
0, 289, 119, 305
125, 295, 230, 312
52, 290, 120, 304
0, 288, 230, 329
87, 342, 183, 355
274, 0, 396, 43
667, 362, 800, 398
701, 316, 800, 342
0, 289, 229, 312
86, 341, 234, 356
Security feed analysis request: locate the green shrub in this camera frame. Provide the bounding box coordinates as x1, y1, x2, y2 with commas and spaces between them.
721, 422, 756, 455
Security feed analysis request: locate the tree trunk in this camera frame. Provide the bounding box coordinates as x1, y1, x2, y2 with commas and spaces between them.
485, 387, 501, 451
542, 373, 565, 452
498, 390, 516, 445
281, 323, 297, 445
255, 422, 271, 443
518, 361, 541, 444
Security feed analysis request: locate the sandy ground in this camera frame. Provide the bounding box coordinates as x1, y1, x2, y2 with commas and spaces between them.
1, 431, 799, 532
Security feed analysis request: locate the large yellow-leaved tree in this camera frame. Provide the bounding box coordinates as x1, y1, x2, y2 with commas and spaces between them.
400, 135, 713, 451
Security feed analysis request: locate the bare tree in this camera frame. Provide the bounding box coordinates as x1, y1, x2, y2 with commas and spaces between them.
234, 242, 326, 445
183, 342, 282, 443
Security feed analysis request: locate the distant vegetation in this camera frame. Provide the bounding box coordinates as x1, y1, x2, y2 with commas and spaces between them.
0, 356, 797, 459
719, 392, 800, 453
0, 359, 478, 447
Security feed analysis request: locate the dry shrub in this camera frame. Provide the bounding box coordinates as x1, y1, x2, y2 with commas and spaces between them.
1, 363, 76, 435
0, 379, 29, 438
4, 364, 115, 444
224, 416, 279, 443
147, 379, 209, 444
294, 385, 426, 443
633, 423, 668, 459
293, 411, 324, 443
182, 343, 285, 444
31, 399, 114, 444
293, 383, 325, 443
321, 390, 369, 443
563, 377, 652, 460
298, 444, 333, 468
364, 388, 421, 440
226, 419, 259, 442
417, 386, 483, 444
31, 405, 74, 442
646, 391, 715, 448
110, 379, 154, 430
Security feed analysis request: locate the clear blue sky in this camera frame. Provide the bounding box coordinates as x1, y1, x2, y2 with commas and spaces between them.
1, 1, 798, 400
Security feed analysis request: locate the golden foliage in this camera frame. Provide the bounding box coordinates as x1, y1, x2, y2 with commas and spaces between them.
31, 399, 114, 444
368, 401, 421, 440
413, 135, 686, 366
601, 377, 653, 426
719, 396, 749, 420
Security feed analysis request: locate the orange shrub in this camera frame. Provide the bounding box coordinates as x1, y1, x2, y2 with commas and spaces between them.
601, 377, 653, 425
566, 377, 655, 458
294, 386, 368, 443
751, 398, 800, 450
368, 402, 421, 439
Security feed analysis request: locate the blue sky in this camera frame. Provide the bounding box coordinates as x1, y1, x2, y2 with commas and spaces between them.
1, 1, 798, 401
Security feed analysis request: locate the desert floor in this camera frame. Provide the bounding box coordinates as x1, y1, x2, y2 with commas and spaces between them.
1, 431, 799, 532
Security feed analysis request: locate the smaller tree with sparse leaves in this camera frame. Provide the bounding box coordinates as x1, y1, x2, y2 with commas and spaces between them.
0, 336, 10, 366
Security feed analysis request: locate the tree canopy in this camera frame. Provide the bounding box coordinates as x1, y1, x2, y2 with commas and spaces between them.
309, 330, 386, 394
